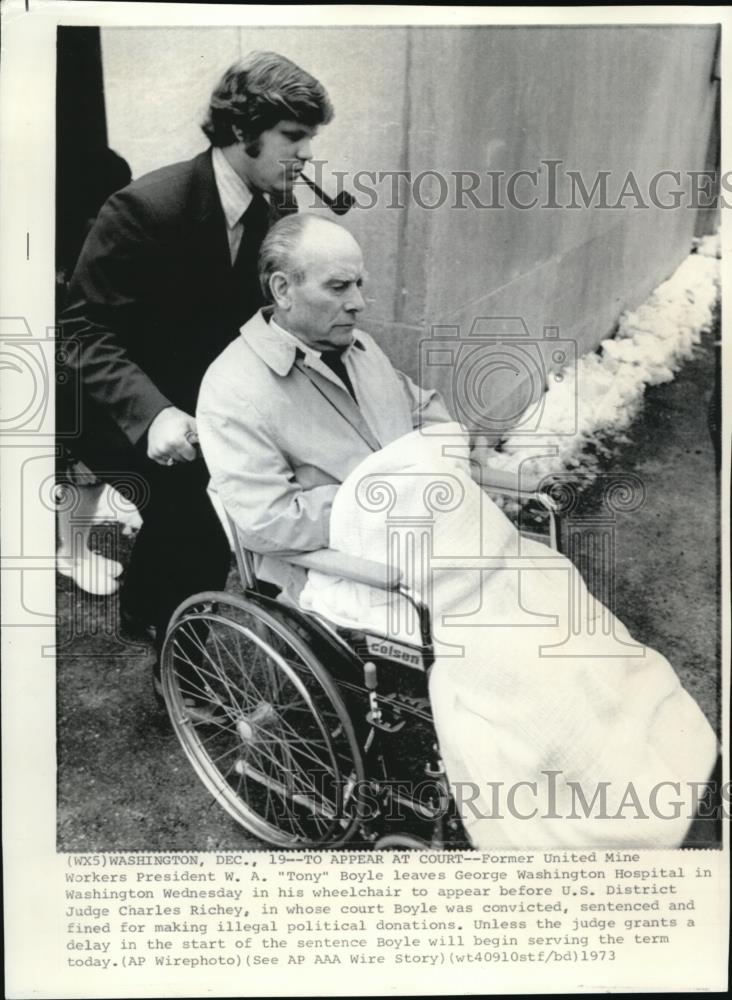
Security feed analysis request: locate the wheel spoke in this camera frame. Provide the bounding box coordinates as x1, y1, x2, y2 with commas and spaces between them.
171, 635, 242, 712
176, 625, 253, 706
162, 601, 363, 846
269, 711, 335, 771
204, 625, 248, 706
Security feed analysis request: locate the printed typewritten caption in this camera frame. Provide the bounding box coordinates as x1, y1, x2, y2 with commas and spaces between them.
56, 848, 727, 994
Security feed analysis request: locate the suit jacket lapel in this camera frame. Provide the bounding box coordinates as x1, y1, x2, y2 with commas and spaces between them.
192, 150, 295, 271
293, 358, 381, 452
191, 150, 232, 278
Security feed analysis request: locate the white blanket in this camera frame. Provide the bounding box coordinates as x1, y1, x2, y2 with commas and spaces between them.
299, 424, 718, 847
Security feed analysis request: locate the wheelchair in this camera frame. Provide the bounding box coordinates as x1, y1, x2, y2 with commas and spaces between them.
159, 468, 562, 850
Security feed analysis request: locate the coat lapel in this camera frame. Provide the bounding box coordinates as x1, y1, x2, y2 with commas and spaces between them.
241, 311, 382, 452
293, 358, 381, 452
190, 150, 233, 278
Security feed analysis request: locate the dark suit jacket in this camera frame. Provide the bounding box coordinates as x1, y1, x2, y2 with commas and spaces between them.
60, 148, 291, 467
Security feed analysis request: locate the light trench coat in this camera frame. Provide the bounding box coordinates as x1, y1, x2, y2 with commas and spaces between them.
197, 308, 451, 594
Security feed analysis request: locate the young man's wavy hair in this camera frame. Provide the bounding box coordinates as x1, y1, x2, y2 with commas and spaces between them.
202, 51, 334, 154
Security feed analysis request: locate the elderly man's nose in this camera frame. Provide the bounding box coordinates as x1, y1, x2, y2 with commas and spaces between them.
347, 287, 366, 313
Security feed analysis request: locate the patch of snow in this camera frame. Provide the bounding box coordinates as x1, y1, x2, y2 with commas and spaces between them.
485, 233, 720, 484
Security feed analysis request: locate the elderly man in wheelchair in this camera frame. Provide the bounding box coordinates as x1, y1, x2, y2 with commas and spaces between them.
160, 214, 717, 851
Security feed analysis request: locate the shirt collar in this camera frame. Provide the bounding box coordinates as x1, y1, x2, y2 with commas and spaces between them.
212, 146, 253, 229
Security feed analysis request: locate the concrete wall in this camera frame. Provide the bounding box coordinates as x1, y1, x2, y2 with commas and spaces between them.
101, 25, 719, 419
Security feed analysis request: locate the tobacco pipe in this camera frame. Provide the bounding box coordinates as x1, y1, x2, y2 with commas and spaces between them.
298, 172, 355, 216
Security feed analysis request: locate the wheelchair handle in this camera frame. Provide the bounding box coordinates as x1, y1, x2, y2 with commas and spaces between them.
364, 661, 378, 690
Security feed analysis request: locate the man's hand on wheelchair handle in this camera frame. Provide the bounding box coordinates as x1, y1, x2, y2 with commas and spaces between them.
147, 406, 199, 465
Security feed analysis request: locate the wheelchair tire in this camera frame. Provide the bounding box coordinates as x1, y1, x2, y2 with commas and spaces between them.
374, 834, 431, 850
161, 591, 365, 847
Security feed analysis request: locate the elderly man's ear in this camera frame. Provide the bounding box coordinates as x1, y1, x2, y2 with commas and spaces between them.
269, 271, 292, 309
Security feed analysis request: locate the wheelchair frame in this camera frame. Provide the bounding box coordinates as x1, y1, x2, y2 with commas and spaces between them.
160, 468, 561, 850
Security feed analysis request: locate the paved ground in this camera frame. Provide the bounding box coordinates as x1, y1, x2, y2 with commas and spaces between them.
56, 318, 721, 851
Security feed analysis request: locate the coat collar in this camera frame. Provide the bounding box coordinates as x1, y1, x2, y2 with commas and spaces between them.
190, 148, 224, 224
240, 309, 379, 451
241, 308, 366, 377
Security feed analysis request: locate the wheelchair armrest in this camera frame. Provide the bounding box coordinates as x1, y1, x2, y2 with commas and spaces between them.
286, 548, 403, 591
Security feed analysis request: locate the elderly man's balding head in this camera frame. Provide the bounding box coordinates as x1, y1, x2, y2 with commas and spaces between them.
258, 214, 366, 351
259, 214, 360, 298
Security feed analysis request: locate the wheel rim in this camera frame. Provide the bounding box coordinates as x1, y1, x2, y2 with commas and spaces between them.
161, 599, 363, 846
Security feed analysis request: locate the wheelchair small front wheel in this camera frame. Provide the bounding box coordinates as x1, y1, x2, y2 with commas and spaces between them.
161, 592, 365, 848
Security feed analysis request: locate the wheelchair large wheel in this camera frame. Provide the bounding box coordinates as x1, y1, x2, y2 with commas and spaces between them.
161, 592, 365, 847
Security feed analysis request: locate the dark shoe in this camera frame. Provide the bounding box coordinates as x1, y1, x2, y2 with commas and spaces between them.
120, 606, 157, 643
